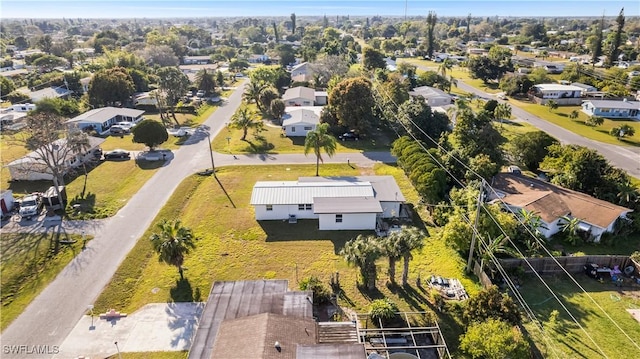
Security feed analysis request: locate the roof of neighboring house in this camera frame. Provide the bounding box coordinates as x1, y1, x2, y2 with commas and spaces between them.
0, 68, 28, 78
187, 280, 312, 359
282, 108, 321, 127
26, 86, 72, 102
299, 176, 406, 202
66, 107, 144, 125
490, 173, 631, 229
297, 343, 367, 359
210, 313, 317, 359
409, 86, 452, 99
8, 136, 105, 167
532, 84, 584, 92
313, 196, 383, 214
283, 86, 315, 101
583, 99, 640, 110
571, 82, 597, 91
290, 62, 309, 72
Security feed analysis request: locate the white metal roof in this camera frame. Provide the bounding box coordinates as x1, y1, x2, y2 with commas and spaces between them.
313, 197, 383, 214
282, 109, 321, 126
250, 181, 374, 205
533, 84, 584, 92
66, 107, 144, 124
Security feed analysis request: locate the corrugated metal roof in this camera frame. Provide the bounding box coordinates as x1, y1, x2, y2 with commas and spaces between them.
67, 107, 144, 124
282, 109, 320, 126
250, 181, 374, 205
297, 343, 366, 359
314, 197, 382, 213
299, 176, 406, 202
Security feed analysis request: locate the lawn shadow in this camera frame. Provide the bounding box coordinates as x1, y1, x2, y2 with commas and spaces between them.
387, 283, 431, 312
165, 302, 204, 348
357, 285, 385, 301
558, 113, 568, 117
68, 192, 97, 216
136, 159, 165, 170
213, 176, 237, 208
259, 219, 373, 254
242, 136, 275, 154
7, 180, 52, 196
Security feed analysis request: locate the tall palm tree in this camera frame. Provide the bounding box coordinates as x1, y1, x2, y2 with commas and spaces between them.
438, 57, 453, 78
150, 219, 198, 279
560, 215, 582, 244
340, 235, 382, 290
393, 226, 426, 286
569, 110, 579, 120
304, 123, 337, 176
243, 81, 267, 111
494, 103, 512, 127
230, 106, 261, 140
381, 235, 403, 285
195, 69, 216, 96
617, 181, 639, 207
546, 100, 558, 112
258, 86, 280, 114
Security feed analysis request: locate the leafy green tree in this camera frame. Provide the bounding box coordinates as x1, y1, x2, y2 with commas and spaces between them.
585, 115, 604, 127
467, 55, 507, 83
276, 43, 296, 66
299, 276, 331, 305
304, 123, 337, 176
230, 106, 262, 141
452, 109, 504, 165
328, 77, 376, 132
610, 124, 635, 139
509, 131, 558, 171
540, 144, 611, 197
463, 285, 521, 325
228, 59, 249, 73
441, 213, 474, 252
150, 219, 198, 279
467, 153, 499, 181
34, 98, 80, 117
0, 76, 16, 96
340, 235, 382, 290
258, 86, 279, 113
270, 99, 285, 122
157, 67, 190, 125
249, 66, 291, 90
460, 319, 530, 359
132, 119, 169, 150
397, 98, 450, 143
606, 8, 625, 67
362, 47, 387, 70
425, 11, 438, 58
88, 67, 135, 107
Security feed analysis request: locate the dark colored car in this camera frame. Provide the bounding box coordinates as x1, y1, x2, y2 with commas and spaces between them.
338, 132, 360, 141
103, 149, 131, 160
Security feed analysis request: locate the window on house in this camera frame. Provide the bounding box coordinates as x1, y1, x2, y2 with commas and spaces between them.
336, 214, 343, 223
305, 204, 312, 210
304, 126, 312, 131
298, 204, 305, 210
266, 205, 273, 211
291, 126, 296, 132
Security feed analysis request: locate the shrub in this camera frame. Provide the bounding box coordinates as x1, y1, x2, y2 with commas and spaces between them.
369, 298, 399, 326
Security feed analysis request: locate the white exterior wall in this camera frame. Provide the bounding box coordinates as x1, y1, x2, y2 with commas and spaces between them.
254, 204, 318, 220
8, 165, 54, 181
539, 218, 562, 239
284, 123, 315, 137
285, 97, 314, 107
318, 213, 377, 230
380, 202, 401, 218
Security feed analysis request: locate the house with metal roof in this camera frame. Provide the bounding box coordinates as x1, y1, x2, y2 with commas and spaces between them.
409, 86, 453, 107
581, 99, 640, 120
250, 176, 406, 230
528, 84, 584, 105
283, 86, 326, 107
66, 107, 144, 133
489, 173, 632, 242
282, 107, 323, 137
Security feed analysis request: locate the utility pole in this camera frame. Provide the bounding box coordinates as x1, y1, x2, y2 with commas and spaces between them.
466, 180, 485, 273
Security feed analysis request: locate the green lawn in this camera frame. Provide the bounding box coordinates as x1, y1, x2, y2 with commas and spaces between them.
510, 99, 640, 147
546, 233, 640, 256
93, 163, 480, 352
212, 120, 394, 154
521, 274, 640, 358
1, 232, 89, 331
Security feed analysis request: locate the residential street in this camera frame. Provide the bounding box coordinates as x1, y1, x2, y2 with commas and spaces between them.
455, 80, 640, 178
0, 81, 396, 359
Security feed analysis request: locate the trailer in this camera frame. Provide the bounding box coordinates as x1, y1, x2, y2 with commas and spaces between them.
42, 186, 67, 210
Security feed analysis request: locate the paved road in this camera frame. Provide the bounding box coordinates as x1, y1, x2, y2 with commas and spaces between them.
0, 81, 397, 358
455, 81, 640, 178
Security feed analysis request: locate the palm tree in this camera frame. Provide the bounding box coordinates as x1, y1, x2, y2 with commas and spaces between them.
258, 86, 279, 114
518, 209, 547, 239
230, 106, 261, 140
392, 226, 427, 286
494, 103, 512, 127
150, 219, 198, 279
195, 69, 216, 96
617, 181, 639, 207
546, 100, 558, 112
569, 110, 579, 120
381, 235, 403, 285
340, 235, 383, 290
243, 81, 267, 111
560, 215, 581, 245
479, 234, 520, 271
438, 57, 453, 78
304, 123, 337, 176
585, 115, 604, 127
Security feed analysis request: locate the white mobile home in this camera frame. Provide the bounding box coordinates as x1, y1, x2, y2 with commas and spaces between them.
281, 107, 322, 137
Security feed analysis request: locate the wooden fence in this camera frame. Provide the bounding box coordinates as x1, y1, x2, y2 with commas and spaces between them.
499, 255, 638, 275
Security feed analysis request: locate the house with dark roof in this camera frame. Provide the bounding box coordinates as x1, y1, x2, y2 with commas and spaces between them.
250, 176, 406, 231
489, 173, 632, 242
581, 99, 640, 120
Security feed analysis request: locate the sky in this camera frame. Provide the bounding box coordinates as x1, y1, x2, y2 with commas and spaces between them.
0, 0, 637, 19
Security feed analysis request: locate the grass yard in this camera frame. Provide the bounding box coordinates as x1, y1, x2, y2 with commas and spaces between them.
211, 121, 394, 154
547, 233, 640, 256
64, 159, 162, 219
520, 274, 640, 358
510, 99, 640, 147
93, 163, 481, 352
0, 232, 89, 331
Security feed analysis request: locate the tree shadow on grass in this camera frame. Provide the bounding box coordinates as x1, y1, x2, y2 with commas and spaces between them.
170, 277, 199, 302
357, 284, 385, 301
242, 137, 274, 154
387, 283, 431, 312
68, 192, 97, 217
